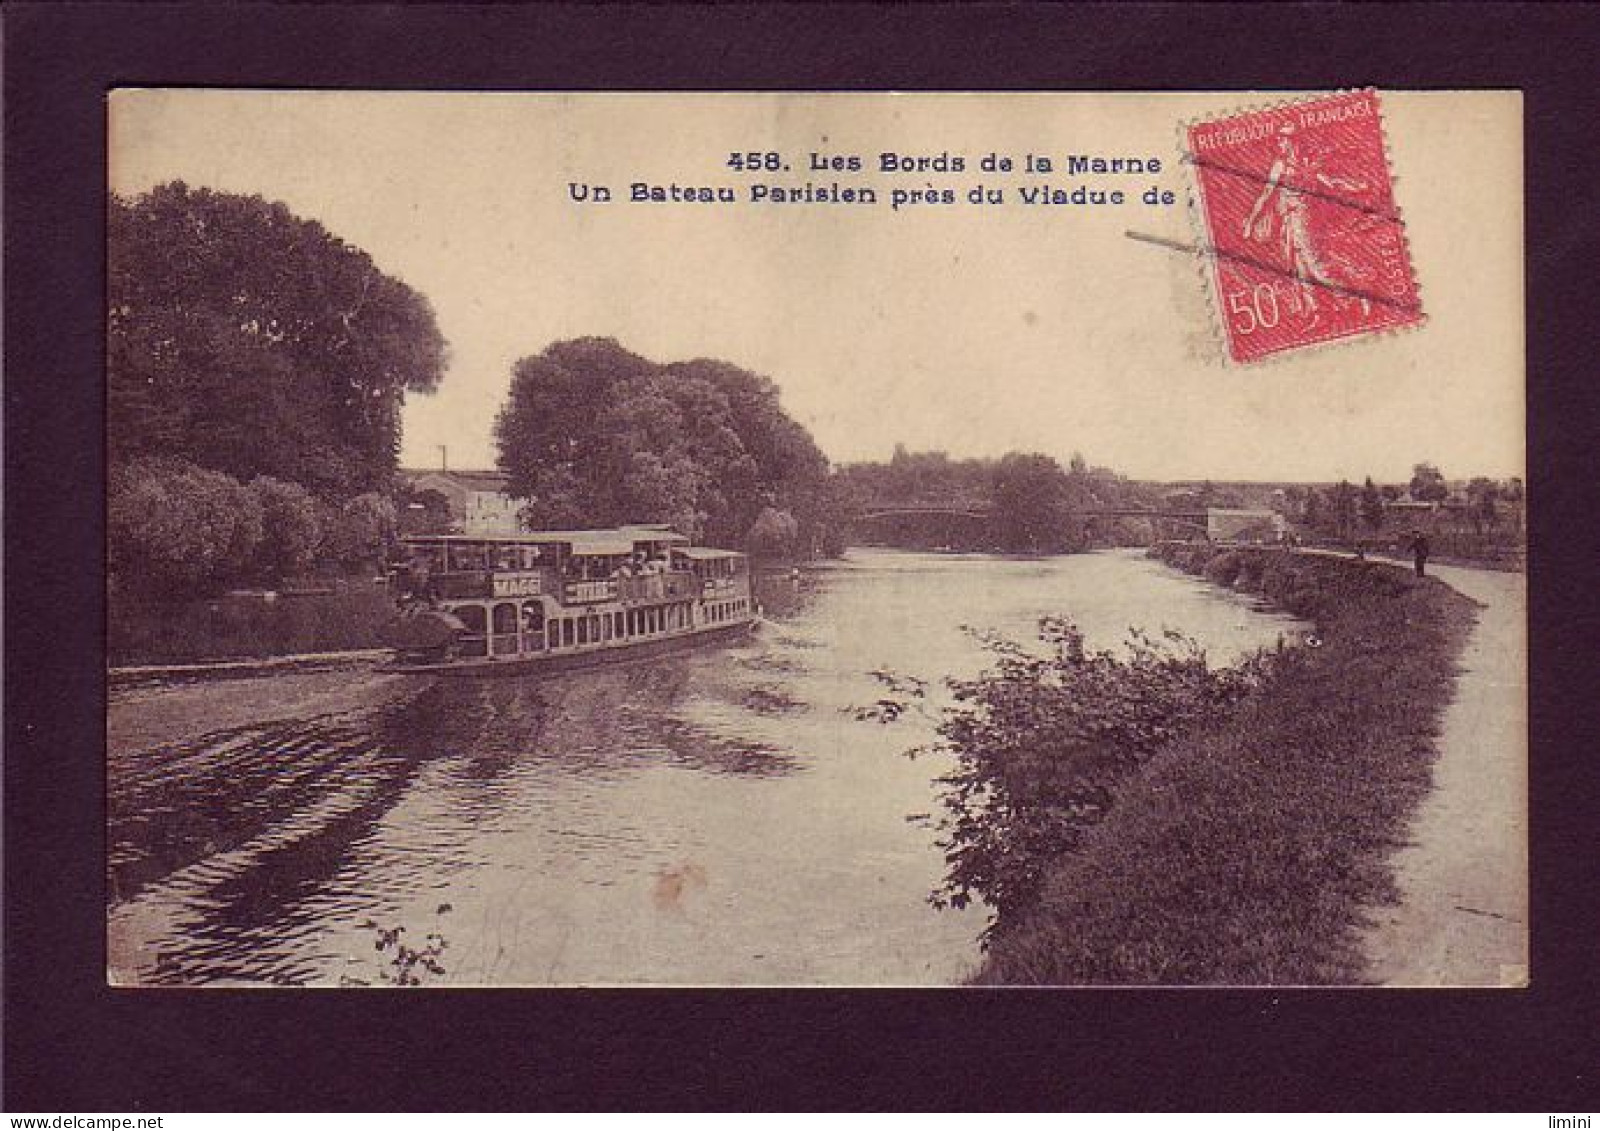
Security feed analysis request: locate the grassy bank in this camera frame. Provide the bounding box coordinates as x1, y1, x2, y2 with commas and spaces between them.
976, 543, 1477, 984
109, 579, 396, 666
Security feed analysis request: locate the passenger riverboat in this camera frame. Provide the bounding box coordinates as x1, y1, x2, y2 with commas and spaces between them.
381, 526, 758, 675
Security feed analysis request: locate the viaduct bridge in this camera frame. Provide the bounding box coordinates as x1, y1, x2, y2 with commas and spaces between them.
845, 503, 1278, 546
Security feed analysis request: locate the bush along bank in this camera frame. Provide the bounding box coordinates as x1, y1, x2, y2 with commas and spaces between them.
896, 543, 1477, 985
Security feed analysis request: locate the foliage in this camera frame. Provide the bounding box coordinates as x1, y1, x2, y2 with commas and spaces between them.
109, 458, 265, 596
835, 446, 1161, 552
974, 545, 1475, 984
108, 579, 397, 665
1408, 462, 1449, 503
1465, 477, 1502, 534
110, 457, 396, 599
248, 477, 323, 583
494, 338, 838, 551
866, 620, 1266, 937
109, 182, 447, 498
396, 486, 456, 536
1301, 489, 1326, 532
343, 905, 452, 987
1326, 480, 1358, 540
341, 493, 399, 570
1359, 477, 1386, 533
989, 453, 1083, 554
747, 506, 801, 555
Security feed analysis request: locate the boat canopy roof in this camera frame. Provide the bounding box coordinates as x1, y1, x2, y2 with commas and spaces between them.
401, 526, 693, 556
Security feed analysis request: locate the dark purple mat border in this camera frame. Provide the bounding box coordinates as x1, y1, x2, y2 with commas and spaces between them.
6, 2, 1599, 1112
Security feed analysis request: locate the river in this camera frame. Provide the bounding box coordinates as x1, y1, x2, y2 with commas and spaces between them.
107, 548, 1306, 987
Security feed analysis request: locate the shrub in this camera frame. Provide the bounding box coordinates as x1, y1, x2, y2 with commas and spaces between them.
109, 458, 263, 595
872, 618, 1268, 937
248, 476, 323, 583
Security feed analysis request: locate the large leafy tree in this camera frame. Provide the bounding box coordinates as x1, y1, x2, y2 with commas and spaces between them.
495, 338, 835, 549
108, 182, 447, 497
989, 453, 1079, 554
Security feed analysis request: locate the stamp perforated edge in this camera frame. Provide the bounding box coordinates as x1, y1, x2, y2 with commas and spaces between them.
1176, 88, 1428, 368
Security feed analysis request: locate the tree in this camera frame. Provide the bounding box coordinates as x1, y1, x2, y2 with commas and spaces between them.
249, 477, 323, 583
747, 507, 801, 556
1466, 477, 1502, 534
990, 453, 1076, 553
109, 182, 447, 497
1408, 462, 1449, 503
1301, 489, 1325, 534
1328, 480, 1359, 541
109, 459, 264, 595
1359, 477, 1386, 533
495, 339, 837, 551
397, 486, 456, 536
341, 493, 399, 572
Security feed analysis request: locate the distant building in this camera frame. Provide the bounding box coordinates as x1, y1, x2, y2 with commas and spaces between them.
402, 469, 526, 535
1207, 508, 1284, 543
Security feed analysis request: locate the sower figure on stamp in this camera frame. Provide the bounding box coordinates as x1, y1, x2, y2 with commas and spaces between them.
1242, 124, 1373, 325
1409, 528, 1430, 577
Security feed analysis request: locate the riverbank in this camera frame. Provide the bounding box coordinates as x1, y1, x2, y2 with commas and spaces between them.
977, 543, 1478, 984
108, 580, 395, 667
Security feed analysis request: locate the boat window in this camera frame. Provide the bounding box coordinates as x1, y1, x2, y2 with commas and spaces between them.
562, 619, 574, 648
453, 605, 486, 633
492, 603, 518, 634
590, 614, 603, 642
408, 545, 445, 572
521, 601, 544, 630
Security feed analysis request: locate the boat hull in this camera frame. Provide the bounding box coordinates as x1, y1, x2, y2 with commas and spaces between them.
379, 617, 759, 677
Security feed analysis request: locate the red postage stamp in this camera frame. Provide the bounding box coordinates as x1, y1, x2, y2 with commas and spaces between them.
1186, 89, 1424, 364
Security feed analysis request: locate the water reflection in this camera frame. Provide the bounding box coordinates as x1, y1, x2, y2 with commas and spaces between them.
108, 548, 1305, 986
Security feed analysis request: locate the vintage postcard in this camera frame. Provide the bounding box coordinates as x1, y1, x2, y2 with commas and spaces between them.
106, 91, 1524, 987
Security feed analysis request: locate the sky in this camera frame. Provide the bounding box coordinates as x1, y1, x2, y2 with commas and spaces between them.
108, 90, 1524, 482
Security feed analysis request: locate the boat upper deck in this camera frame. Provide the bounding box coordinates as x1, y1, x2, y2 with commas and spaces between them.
393, 526, 748, 608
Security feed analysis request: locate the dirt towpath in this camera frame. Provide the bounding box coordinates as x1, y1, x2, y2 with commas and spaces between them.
1360, 561, 1528, 986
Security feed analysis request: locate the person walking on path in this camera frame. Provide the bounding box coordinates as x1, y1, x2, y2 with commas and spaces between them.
1410, 529, 1430, 577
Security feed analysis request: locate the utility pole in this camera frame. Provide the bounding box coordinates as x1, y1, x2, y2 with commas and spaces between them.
438, 445, 448, 472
